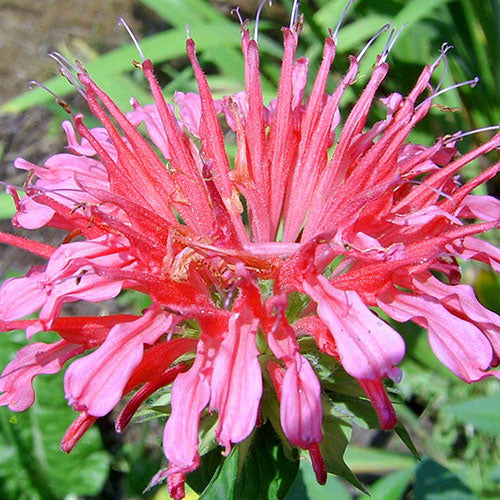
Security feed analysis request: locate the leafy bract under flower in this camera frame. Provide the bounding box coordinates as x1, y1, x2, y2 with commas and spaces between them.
0, 13, 499, 500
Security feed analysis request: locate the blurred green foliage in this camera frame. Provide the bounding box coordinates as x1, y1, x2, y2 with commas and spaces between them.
0, 330, 110, 499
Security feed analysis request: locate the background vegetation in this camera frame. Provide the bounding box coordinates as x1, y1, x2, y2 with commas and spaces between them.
0, 0, 499, 499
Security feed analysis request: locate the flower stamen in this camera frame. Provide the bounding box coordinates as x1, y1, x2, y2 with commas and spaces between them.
231, 6, 245, 27
289, 0, 300, 29
357, 22, 392, 62
27, 80, 74, 114
416, 76, 479, 111
444, 124, 500, 145
47, 52, 86, 98
118, 17, 146, 62
254, 0, 272, 43
431, 42, 454, 92
331, 0, 356, 44
379, 23, 407, 64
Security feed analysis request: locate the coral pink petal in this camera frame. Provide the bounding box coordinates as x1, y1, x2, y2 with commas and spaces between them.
116, 363, 187, 433
61, 411, 98, 453
308, 443, 327, 485
64, 307, 174, 416
210, 305, 262, 452
0, 268, 46, 321
378, 289, 499, 382
280, 354, 323, 448
413, 274, 500, 357
357, 378, 397, 430
163, 347, 210, 473
456, 194, 500, 222
0, 340, 83, 411
168, 472, 186, 500
304, 275, 405, 380
449, 236, 500, 272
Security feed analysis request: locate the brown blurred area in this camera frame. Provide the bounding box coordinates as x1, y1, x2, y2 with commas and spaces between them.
0, 0, 287, 174
0, 0, 286, 275
0, 0, 139, 206
0, 0, 285, 102
0, 0, 137, 103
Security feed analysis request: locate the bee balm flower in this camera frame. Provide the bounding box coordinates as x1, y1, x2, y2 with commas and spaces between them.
1, 9, 499, 500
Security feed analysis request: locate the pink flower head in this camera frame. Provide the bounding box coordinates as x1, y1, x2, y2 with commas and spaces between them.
1, 7, 499, 498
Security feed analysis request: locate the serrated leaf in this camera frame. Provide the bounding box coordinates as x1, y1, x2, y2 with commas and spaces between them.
413, 458, 477, 500
318, 417, 366, 493
200, 422, 299, 500
323, 391, 380, 430
395, 423, 421, 460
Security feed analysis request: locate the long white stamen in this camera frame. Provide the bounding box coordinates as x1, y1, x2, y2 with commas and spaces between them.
433, 43, 454, 92
444, 124, 500, 144
431, 42, 454, 73
118, 17, 146, 61
47, 53, 86, 98
379, 23, 407, 64
28, 80, 59, 99
331, 0, 356, 44
27, 186, 89, 206
254, 0, 272, 43
416, 76, 479, 111
48, 51, 79, 74
357, 22, 392, 62
231, 6, 244, 26
401, 179, 456, 203
224, 280, 239, 310
290, 0, 300, 29
28, 80, 78, 111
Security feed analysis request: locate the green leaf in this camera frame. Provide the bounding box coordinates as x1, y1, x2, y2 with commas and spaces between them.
187, 447, 225, 495
199, 422, 299, 500
344, 446, 415, 474
285, 460, 352, 500
413, 458, 477, 500
442, 395, 500, 436
0, 192, 15, 220
395, 423, 421, 460
0, 330, 110, 499
318, 417, 366, 492
359, 467, 415, 500
139, 0, 228, 27
323, 390, 380, 430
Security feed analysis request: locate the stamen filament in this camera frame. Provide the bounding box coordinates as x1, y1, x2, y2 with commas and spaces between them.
357, 22, 392, 62
331, 0, 356, 43
431, 42, 453, 73
118, 17, 146, 61
416, 76, 479, 111
254, 0, 272, 43
290, 0, 300, 29
379, 23, 407, 64
231, 6, 244, 26
444, 124, 500, 144
47, 53, 86, 98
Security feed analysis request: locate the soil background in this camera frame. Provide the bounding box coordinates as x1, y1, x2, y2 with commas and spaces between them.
0, 0, 280, 276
